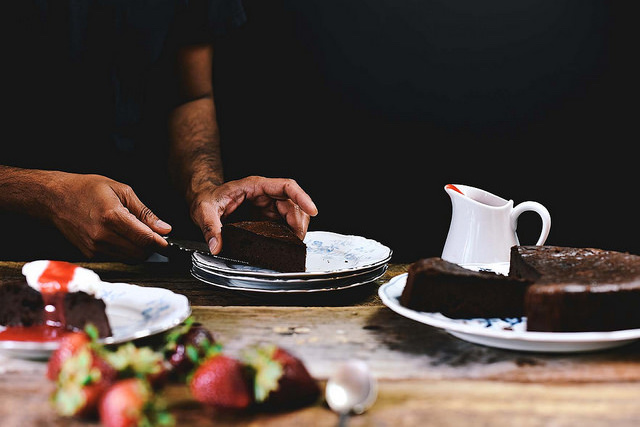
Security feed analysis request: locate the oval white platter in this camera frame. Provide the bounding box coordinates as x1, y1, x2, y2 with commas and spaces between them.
379, 273, 640, 353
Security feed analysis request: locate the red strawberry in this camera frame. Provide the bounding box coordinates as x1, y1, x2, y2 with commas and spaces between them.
189, 353, 253, 410
47, 331, 91, 380
164, 321, 217, 379
243, 343, 320, 410
51, 344, 118, 417
99, 378, 173, 427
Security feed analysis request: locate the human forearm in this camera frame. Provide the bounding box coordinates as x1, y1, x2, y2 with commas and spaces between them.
167, 42, 224, 211
168, 96, 224, 208
0, 165, 62, 221
165, 44, 317, 253
1, 165, 171, 260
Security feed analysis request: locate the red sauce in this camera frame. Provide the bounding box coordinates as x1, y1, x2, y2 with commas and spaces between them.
38, 260, 77, 294
0, 325, 70, 342
0, 261, 78, 343
445, 184, 464, 195
39, 261, 77, 329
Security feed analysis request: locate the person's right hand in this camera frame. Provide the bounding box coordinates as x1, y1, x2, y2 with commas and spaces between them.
47, 172, 171, 262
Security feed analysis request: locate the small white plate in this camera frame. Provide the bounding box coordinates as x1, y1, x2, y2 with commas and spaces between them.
193, 231, 392, 279
378, 274, 640, 353
0, 282, 191, 360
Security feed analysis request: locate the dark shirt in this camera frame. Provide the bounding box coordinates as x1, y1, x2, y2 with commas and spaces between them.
2, 0, 245, 260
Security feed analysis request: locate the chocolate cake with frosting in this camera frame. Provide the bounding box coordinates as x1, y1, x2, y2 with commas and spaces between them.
221, 221, 307, 272
0, 261, 112, 339
400, 246, 640, 332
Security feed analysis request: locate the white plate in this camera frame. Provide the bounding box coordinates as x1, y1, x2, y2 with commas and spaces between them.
192, 231, 392, 279
378, 274, 640, 353
191, 265, 387, 294
0, 282, 191, 360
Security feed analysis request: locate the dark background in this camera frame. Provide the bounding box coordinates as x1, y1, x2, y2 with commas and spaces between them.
212, 0, 638, 263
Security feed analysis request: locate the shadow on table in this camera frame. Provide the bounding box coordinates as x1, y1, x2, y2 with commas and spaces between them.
362, 307, 640, 376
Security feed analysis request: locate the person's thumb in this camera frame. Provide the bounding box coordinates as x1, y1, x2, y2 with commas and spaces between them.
198, 213, 223, 255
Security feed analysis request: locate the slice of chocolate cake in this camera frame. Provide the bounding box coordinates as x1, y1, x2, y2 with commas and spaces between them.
0, 261, 112, 339
511, 246, 640, 332
58, 289, 112, 338
0, 279, 112, 338
0, 280, 45, 327
221, 221, 307, 272
400, 258, 532, 318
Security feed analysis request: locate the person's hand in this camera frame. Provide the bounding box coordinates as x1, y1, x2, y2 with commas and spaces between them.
189, 176, 318, 254
48, 173, 171, 262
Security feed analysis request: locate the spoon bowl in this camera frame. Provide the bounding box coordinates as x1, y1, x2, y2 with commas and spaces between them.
325, 359, 377, 422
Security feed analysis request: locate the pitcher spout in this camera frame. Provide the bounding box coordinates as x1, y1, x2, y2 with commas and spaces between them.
445, 184, 464, 196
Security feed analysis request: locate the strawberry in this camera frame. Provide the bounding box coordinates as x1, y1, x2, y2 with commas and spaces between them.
51, 343, 118, 417
47, 330, 91, 381
163, 319, 217, 379
189, 353, 253, 410
104, 342, 169, 389
99, 378, 174, 427
243, 343, 320, 410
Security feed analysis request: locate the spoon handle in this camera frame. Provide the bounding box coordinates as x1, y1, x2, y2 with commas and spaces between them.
337, 412, 349, 427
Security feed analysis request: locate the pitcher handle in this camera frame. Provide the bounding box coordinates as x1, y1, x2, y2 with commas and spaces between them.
511, 201, 551, 246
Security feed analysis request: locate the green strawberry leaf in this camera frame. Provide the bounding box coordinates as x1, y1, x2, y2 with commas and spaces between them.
241, 343, 283, 402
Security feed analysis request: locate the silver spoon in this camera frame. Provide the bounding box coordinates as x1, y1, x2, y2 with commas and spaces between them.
325, 359, 378, 427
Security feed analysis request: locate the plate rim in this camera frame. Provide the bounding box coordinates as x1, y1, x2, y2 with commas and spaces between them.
191, 265, 387, 294
192, 261, 388, 285
378, 273, 640, 349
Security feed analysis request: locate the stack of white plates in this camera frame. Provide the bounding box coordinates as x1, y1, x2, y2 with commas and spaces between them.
190, 231, 392, 294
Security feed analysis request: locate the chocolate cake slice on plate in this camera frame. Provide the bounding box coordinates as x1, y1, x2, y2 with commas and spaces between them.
0, 261, 112, 338
399, 246, 640, 333
400, 258, 531, 318
0, 280, 45, 327
221, 221, 307, 273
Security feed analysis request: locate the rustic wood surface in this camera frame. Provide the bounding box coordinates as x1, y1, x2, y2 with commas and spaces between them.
2, 259, 640, 426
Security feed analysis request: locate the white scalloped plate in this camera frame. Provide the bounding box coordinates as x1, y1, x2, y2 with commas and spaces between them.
0, 282, 190, 360
379, 273, 640, 353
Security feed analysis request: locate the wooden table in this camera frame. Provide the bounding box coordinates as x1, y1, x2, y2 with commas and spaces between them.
2, 259, 640, 426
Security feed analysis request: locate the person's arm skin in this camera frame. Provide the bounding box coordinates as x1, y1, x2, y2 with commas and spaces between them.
168, 44, 318, 254
0, 166, 171, 261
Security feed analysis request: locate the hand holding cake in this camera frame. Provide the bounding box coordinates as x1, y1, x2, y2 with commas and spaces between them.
187, 176, 318, 256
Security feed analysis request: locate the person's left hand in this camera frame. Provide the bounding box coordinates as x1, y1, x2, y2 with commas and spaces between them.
188, 176, 318, 254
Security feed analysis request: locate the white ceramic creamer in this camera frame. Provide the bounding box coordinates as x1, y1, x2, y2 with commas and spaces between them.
441, 184, 551, 266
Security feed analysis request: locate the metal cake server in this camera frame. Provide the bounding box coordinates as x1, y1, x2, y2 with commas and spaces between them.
162, 236, 249, 265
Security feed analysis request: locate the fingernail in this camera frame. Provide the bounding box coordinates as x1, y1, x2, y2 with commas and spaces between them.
208, 237, 218, 253
156, 219, 172, 230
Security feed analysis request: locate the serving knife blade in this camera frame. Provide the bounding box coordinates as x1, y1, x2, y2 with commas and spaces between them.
163, 236, 249, 265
